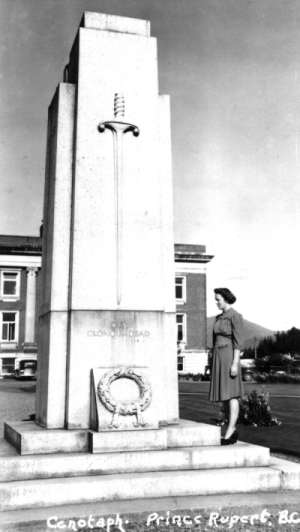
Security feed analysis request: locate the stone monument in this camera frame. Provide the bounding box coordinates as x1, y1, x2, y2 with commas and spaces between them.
35, 11, 178, 436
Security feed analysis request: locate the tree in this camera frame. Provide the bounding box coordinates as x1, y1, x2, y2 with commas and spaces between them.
252, 327, 300, 358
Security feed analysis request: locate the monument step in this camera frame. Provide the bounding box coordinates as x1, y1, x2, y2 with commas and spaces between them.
4, 419, 220, 455
0, 466, 283, 512
0, 439, 270, 482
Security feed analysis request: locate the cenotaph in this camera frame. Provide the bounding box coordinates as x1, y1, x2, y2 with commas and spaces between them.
2, 14, 289, 516
35, 10, 178, 436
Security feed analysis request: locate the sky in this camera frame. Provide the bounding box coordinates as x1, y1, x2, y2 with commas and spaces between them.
1, 0, 300, 331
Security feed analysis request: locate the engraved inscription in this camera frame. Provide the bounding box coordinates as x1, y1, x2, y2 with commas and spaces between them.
87, 322, 149, 338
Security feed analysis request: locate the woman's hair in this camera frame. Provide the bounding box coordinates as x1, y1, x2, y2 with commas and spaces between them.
214, 288, 236, 304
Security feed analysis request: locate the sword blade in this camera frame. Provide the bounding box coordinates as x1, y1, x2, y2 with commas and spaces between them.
114, 130, 123, 306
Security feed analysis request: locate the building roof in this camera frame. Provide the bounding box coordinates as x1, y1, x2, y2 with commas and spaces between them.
0, 235, 42, 256
0, 236, 214, 263
175, 244, 214, 264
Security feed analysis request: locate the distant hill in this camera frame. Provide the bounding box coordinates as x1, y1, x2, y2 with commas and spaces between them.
207, 316, 275, 349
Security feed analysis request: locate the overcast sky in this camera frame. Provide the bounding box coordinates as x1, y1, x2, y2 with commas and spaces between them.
1, 0, 300, 331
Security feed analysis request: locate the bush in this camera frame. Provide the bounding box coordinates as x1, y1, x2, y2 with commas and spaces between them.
178, 372, 204, 381
217, 387, 281, 427
192, 373, 203, 381
256, 372, 300, 384
178, 372, 194, 381
238, 388, 281, 426
255, 353, 294, 372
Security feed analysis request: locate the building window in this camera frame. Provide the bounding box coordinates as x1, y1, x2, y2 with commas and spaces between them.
1, 312, 19, 343
177, 356, 184, 371
1, 357, 16, 375
1, 271, 20, 300
176, 313, 186, 343
175, 276, 186, 303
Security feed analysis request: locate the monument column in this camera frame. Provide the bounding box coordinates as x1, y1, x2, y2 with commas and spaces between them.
23, 268, 38, 352
36, 12, 178, 431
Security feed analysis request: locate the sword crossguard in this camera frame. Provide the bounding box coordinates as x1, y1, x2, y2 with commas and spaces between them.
98, 120, 139, 137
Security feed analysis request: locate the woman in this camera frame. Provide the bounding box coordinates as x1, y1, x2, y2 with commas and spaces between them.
209, 288, 244, 445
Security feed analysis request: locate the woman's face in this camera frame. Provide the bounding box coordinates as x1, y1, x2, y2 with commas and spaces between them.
215, 293, 227, 311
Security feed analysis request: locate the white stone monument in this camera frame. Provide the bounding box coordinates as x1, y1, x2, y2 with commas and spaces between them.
6, 12, 220, 457
35, 11, 178, 435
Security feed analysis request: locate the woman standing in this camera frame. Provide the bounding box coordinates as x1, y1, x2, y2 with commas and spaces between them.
209, 288, 244, 445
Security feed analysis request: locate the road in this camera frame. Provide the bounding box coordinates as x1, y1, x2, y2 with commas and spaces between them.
0, 377, 35, 436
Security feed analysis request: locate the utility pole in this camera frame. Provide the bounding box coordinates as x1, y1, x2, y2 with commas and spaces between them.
254, 336, 257, 359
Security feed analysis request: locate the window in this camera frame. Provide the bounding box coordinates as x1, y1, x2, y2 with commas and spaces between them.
175, 276, 186, 302
1, 357, 15, 375
1, 271, 20, 300
1, 312, 18, 343
176, 313, 186, 343
177, 356, 184, 371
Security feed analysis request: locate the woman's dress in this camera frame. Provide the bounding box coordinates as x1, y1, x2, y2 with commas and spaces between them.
209, 307, 244, 402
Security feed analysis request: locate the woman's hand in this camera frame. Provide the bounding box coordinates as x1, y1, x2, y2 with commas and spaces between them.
230, 361, 238, 377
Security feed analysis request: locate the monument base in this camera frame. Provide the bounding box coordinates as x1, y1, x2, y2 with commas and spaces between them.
4, 421, 89, 455
4, 419, 220, 455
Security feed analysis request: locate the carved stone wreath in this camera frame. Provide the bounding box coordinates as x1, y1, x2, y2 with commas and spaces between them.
97, 367, 152, 429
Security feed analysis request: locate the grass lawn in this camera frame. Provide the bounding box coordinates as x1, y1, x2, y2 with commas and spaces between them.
179, 382, 300, 458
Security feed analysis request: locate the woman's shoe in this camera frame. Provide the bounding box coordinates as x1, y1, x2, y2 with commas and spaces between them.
221, 429, 238, 445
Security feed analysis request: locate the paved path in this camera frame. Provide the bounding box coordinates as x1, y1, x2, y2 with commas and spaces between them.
0, 378, 35, 436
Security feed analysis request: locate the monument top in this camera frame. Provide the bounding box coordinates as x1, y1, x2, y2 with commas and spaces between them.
80, 11, 150, 37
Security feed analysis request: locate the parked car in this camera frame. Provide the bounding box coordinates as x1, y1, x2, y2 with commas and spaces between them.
240, 359, 258, 382
270, 365, 300, 376
14, 359, 37, 380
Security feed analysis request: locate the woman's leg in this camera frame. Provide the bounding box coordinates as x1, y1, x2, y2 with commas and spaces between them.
224, 398, 239, 439
223, 400, 229, 424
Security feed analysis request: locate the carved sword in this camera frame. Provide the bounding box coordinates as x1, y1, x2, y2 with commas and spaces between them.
98, 94, 139, 305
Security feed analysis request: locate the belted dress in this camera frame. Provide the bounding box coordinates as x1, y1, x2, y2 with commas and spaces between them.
209, 307, 244, 402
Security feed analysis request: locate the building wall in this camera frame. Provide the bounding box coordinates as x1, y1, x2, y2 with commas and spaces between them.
175, 244, 214, 375
176, 273, 206, 349
176, 273, 208, 374
178, 351, 208, 374
185, 273, 206, 350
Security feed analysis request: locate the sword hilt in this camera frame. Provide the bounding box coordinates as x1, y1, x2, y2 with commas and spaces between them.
114, 93, 125, 118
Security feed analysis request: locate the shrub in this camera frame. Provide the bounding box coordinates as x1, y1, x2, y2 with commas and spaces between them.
256, 373, 300, 384
238, 388, 281, 426
255, 357, 270, 372
255, 353, 293, 371
192, 373, 203, 381
217, 387, 281, 427
178, 372, 194, 381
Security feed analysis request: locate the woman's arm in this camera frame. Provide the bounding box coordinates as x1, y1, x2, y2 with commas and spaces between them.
231, 349, 241, 377
231, 311, 244, 377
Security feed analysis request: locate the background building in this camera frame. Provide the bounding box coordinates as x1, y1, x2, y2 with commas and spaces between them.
175, 244, 213, 375
0, 236, 212, 376
0, 235, 42, 376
